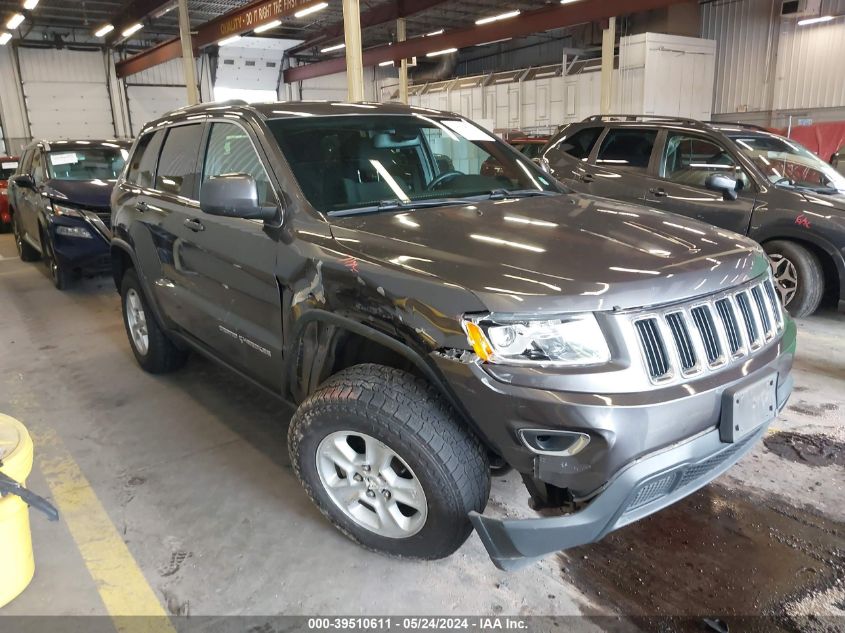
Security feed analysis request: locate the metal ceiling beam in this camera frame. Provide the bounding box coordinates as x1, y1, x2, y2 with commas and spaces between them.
286, 0, 450, 55
105, 0, 175, 46
284, 0, 687, 83
116, 0, 325, 78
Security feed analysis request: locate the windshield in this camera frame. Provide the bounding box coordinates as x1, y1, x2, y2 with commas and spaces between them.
729, 133, 845, 193
1, 160, 18, 180
47, 148, 127, 181
266, 114, 560, 214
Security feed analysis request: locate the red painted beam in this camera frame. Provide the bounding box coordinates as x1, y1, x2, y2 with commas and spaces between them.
287, 0, 450, 55
284, 0, 686, 83
116, 0, 327, 78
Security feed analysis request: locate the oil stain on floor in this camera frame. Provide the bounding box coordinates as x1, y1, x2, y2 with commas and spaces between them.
763, 431, 845, 468
561, 485, 845, 632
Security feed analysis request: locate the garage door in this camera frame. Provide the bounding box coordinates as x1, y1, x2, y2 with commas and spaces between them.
18, 48, 115, 140
127, 86, 189, 136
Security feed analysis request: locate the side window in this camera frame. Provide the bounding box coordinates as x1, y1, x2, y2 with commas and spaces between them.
19, 149, 33, 175
126, 130, 165, 188
155, 124, 203, 199
554, 127, 603, 160
32, 152, 46, 185
595, 128, 657, 171
661, 133, 747, 189
201, 122, 276, 206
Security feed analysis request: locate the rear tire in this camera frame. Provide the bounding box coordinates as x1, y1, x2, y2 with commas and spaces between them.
12, 214, 39, 262
120, 268, 188, 373
764, 240, 824, 318
289, 364, 490, 560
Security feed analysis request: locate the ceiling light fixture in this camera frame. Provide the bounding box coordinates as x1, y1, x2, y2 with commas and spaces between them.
560, 0, 583, 4
426, 47, 457, 57
23, 0, 39, 10
218, 34, 241, 46
0, 32, 12, 45
295, 2, 328, 18
475, 37, 512, 46
475, 10, 520, 26
797, 15, 835, 25
94, 23, 114, 37
424, 29, 444, 36
254, 19, 281, 33
321, 42, 345, 52
379, 60, 393, 66
6, 13, 25, 29
121, 22, 143, 37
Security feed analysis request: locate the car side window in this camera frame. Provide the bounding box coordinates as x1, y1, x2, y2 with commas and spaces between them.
155, 124, 203, 199
661, 133, 748, 190
595, 128, 657, 171
31, 151, 46, 185
201, 122, 276, 207
19, 149, 33, 175
558, 127, 602, 160
127, 130, 165, 188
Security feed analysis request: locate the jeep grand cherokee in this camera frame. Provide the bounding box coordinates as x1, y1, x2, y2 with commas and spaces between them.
110, 101, 795, 570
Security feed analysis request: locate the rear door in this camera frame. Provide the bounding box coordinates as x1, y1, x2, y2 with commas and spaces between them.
643, 130, 756, 235
19, 148, 47, 245
178, 118, 284, 385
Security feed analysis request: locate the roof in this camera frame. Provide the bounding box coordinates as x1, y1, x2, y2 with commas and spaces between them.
27, 139, 132, 152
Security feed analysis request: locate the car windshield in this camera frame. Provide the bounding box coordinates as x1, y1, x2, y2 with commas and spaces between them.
47, 148, 127, 181
1, 160, 18, 180
729, 133, 845, 193
266, 114, 560, 215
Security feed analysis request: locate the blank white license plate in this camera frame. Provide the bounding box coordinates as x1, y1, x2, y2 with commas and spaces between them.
720, 372, 778, 443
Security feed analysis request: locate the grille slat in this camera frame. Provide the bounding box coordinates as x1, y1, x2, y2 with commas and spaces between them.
715, 298, 742, 355
634, 278, 782, 384
666, 312, 697, 372
690, 305, 722, 365
635, 318, 670, 379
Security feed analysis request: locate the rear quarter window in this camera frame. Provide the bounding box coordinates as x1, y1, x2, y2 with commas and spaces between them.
543, 126, 602, 164
595, 128, 657, 171
126, 130, 166, 188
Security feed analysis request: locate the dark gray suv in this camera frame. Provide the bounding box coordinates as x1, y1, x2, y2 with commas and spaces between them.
110, 101, 795, 570
543, 116, 845, 317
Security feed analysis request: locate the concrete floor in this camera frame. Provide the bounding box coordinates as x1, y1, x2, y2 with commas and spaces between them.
0, 231, 842, 627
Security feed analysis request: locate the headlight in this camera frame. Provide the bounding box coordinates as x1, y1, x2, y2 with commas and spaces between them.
462, 313, 610, 367
52, 202, 85, 218
55, 226, 92, 239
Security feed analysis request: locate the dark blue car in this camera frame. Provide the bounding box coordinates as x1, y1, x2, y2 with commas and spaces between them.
8, 139, 131, 289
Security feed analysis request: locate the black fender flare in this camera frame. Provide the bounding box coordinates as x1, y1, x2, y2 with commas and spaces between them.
110, 238, 171, 330
755, 228, 845, 298
286, 309, 481, 439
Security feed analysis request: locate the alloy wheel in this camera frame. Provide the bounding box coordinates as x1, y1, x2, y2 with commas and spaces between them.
125, 288, 150, 356
316, 431, 428, 538
13, 218, 23, 256
769, 253, 798, 307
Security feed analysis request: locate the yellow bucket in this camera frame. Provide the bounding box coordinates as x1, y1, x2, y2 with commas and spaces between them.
0, 413, 35, 609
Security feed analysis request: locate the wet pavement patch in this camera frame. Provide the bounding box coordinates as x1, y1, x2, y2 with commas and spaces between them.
561, 486, 845, 632
764, 431, 845, 468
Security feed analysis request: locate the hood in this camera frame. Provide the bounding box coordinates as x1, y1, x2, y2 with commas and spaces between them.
43, 178, 116, 210
329, 194, 769, 313
797, 189, 845, 210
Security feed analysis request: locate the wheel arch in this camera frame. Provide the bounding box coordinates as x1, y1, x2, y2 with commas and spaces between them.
760, 231, 843, 302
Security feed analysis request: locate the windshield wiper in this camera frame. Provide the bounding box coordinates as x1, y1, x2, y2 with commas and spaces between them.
487, 188, 560, 200
327, 197, 477, 217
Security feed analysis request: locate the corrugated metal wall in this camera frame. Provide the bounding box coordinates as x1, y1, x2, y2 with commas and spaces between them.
702, 0, 845, 116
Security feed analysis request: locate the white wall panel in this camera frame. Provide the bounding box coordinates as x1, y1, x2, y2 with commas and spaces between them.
19, 48, 114, 140
127, 87, 189, 135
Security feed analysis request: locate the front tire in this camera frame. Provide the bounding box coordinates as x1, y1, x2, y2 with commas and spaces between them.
43, 237, 71, 290
764, 240, 824, 318
289, 364, 490, 560
120, 268, 188, 373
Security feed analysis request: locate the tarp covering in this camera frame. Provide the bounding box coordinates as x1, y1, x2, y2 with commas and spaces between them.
773, 121, 845, 162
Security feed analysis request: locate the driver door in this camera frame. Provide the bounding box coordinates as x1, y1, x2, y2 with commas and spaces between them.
643, 131, 757, 235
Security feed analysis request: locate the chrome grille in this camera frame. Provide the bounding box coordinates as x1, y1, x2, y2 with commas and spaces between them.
635, 319, 670, 379
634, 277, 784, 383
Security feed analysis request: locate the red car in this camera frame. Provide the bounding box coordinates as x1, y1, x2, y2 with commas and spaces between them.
0, 156, 19, 232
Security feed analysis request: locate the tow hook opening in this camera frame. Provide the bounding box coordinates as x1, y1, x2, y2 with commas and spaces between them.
518, 428, 591, 456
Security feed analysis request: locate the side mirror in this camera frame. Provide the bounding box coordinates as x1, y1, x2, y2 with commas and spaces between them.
12, 174, 34, 189
705, 173, 739, 201
200, 174, 277, 221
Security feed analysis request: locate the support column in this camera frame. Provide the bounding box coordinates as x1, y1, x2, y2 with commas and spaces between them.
342, 0, 365, 102
600, 16, 616, 114
177, 0, 200, 105
397, 18, 408, 104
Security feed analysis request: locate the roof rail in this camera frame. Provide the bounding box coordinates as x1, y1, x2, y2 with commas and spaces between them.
582, 114, 709, 127
706, 121, 771, 132
174, 99, 250, 114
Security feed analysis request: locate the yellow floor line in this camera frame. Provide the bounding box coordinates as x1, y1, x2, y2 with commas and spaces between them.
34, 427, 177, 633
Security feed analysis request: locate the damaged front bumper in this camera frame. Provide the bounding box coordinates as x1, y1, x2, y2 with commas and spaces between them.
469, 371, 791, 570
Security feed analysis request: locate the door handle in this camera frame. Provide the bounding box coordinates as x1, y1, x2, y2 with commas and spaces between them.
580, 173, 595, 183
649, 187, 667, 197
183, 218, 205, 232
135, 201, 149, 212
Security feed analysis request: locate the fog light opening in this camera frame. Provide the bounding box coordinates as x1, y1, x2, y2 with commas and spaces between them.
518, 429, 591, 456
